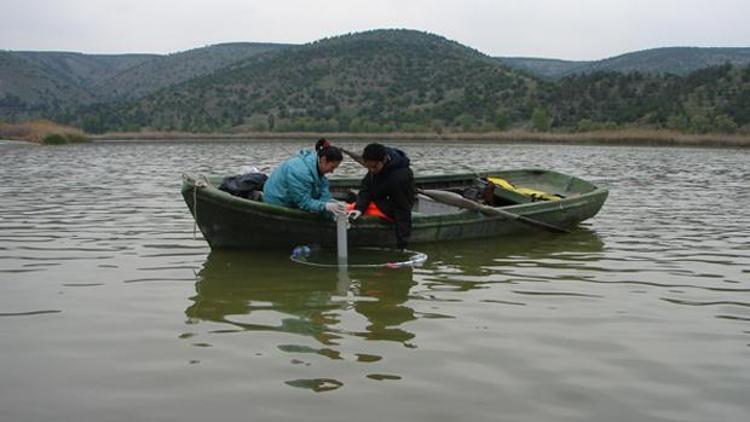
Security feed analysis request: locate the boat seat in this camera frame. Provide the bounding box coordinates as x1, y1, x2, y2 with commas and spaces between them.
461, 178, 531, 207
413, 195, 462, 214
491, 186, 533, 206
462, 177, 562, 206
487, 177, 563, 203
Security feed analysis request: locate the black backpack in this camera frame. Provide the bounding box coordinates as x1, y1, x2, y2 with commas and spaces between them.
218, 173, 268, 200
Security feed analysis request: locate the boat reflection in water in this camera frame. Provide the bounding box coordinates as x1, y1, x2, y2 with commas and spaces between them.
184, 229, 604, 391
415, 227, 606, 281
185, 228, 603, 344
185, 249, 418, 349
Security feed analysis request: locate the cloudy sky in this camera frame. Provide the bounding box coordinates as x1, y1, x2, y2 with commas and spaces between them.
2, 0, 748, 60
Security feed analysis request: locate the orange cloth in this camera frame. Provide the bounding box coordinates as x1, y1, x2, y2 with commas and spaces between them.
346, 202, 393, 222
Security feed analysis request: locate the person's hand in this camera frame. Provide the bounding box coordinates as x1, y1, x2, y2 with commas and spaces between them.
347, 209, 362, 222
325, 201, 347, 217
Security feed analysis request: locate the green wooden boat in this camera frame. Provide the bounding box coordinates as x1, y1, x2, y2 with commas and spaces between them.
181, 169, 607, 249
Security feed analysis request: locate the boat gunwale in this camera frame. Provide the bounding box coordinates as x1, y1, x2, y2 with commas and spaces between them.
181, 169, 608, 227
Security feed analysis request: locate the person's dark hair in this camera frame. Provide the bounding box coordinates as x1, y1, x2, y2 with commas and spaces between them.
362, 143, 387, 161
315, 138, 343, 161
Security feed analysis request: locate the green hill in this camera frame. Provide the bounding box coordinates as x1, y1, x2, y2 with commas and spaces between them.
0, 43, 289, 119
93, 42, 290, 100
3, 30, 749, 135
495, 57, 590, 79
547, 64, 750, 132
500, 47, 750, 79
0, 51, 156, 119
13, 51, 157, 86
77, 29, 542, 133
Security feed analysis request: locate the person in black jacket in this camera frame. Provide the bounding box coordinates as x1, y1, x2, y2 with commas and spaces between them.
348, 143, 415, 250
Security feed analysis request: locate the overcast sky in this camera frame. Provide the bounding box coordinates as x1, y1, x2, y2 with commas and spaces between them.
2, 0, 748, 60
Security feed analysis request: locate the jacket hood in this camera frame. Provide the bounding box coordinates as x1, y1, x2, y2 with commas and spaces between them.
385, 147, 410, 170
296, 149, 320, 178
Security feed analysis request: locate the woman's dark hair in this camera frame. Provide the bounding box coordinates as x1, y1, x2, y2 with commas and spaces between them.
362, 143, 387, 161
315, 138, 343, 161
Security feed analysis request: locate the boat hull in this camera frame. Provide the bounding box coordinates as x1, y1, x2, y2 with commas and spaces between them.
181, 169, 608, 249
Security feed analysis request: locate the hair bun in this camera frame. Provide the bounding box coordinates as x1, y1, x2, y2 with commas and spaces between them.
315, 138, 331, 152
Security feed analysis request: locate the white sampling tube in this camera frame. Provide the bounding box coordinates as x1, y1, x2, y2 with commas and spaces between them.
336, 213, 348, 266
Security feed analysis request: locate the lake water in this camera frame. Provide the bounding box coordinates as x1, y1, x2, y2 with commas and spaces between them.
1, 139, 749, 422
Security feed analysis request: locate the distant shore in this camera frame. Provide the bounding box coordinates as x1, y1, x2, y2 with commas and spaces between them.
3, 120, 749, 147
91, 129, 750, 147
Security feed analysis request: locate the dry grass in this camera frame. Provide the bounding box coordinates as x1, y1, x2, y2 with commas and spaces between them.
91, 128, 750, 147
0, 120, 89, 143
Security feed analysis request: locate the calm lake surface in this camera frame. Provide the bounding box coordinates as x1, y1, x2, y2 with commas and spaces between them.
1, 139, 749, 422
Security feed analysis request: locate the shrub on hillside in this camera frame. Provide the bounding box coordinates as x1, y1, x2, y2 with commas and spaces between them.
41, 132, 91, 145
42, 134, 69, 145
65, 133, 91, 143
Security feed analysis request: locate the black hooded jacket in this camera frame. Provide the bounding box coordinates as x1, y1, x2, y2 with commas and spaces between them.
355, 147, 415, 249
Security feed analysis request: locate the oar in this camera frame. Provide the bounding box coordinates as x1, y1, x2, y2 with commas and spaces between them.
418, 189, 571, 234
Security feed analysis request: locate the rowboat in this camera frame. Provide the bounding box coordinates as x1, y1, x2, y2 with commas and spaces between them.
181, 169, 607, 249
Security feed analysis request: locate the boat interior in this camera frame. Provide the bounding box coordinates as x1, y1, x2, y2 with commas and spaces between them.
209, 171, 587, 217
325, 186, 450, 214
330, 176, 568, 216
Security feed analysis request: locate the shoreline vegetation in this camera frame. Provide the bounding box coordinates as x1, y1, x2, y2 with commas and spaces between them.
91, 128, 750, 147
2, 120, 749, 147
0, 120, 90, 145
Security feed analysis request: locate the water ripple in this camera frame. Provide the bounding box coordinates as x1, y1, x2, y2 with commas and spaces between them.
2, 140, 750, 420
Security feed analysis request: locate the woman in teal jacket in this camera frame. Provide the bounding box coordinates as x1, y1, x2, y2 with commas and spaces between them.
263, 139, 347, 217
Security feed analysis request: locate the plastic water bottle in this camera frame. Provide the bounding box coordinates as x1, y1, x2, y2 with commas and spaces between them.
291, 245, 311, 259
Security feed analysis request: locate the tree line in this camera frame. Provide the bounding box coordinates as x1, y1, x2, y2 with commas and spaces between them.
68, 62, 748, 135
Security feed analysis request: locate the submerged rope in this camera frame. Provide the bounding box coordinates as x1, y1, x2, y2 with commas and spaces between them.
184, 173, 208, 240
192, 182, 198, 239
290, 248, 428, 269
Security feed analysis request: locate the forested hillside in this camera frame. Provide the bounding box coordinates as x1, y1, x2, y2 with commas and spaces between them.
92, 42, 290, 101
500, 47, 750, 79
495, 57, 589, 79
0, 43, 288, 120
2, 30, 749, 135
0, 51, 157, 118
75, 30, 542, 133
548, 64, 750, 132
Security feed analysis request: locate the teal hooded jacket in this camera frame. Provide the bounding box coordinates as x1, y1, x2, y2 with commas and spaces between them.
262, 149, 332, 213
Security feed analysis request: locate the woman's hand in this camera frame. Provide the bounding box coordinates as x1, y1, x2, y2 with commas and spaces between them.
325, 201, 347, 217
